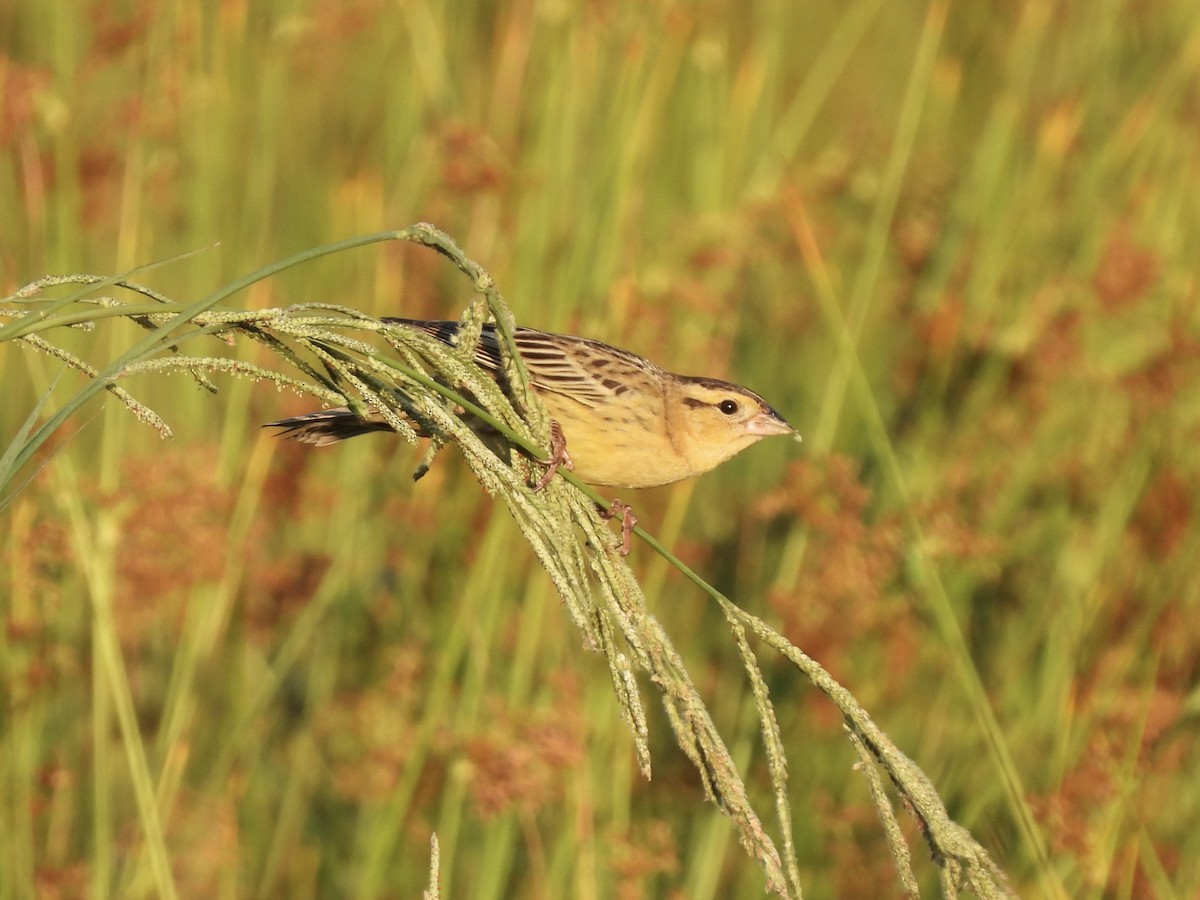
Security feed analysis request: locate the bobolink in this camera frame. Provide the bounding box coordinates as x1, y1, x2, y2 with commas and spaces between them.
266, 318, 796, 490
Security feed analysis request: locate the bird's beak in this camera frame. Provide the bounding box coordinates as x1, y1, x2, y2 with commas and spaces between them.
746, 408, 797, 439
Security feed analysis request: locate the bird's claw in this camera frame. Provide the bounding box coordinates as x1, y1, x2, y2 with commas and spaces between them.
530, 421, 634, 554
600, 499, 638, 556
533, 420, 574, 491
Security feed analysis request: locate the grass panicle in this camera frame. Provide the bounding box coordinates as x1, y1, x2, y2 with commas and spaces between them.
5, 3, 1197, 894
2, 227, 1010, 898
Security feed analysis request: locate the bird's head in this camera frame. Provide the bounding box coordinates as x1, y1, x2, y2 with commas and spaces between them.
667, 377, 797, 477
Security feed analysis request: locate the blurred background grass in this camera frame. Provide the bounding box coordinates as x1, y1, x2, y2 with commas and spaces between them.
3, 0, 1199, 897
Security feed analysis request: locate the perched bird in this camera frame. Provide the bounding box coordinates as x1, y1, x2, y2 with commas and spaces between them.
266, 318, 796, 491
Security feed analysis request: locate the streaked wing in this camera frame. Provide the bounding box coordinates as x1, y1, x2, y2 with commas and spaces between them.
383, 317, 511, 387
383, 318, 656, 409
510, 329, 621, 406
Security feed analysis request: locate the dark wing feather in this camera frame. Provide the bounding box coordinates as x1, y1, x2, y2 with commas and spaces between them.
382, 317, 505, 371
382, 318, 655, 408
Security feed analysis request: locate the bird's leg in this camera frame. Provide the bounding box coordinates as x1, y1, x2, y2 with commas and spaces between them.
533, 420, 574, 491
599, 499, 638, 556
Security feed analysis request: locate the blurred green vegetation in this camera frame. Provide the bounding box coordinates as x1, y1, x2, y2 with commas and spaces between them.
3, 0, 1199, 897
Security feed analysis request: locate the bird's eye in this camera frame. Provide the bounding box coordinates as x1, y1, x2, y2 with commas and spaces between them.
718, 399, 739, 415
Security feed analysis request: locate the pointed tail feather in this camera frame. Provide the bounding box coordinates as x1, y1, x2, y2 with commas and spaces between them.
263, 408, 392, 446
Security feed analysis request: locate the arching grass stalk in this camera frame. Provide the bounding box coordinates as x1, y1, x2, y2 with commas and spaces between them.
1, 225, 1012, 898
0, 229, 439, 497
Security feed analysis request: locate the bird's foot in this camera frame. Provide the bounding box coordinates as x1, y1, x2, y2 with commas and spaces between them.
600, 499, 638, 556
533, 420, 574, 491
